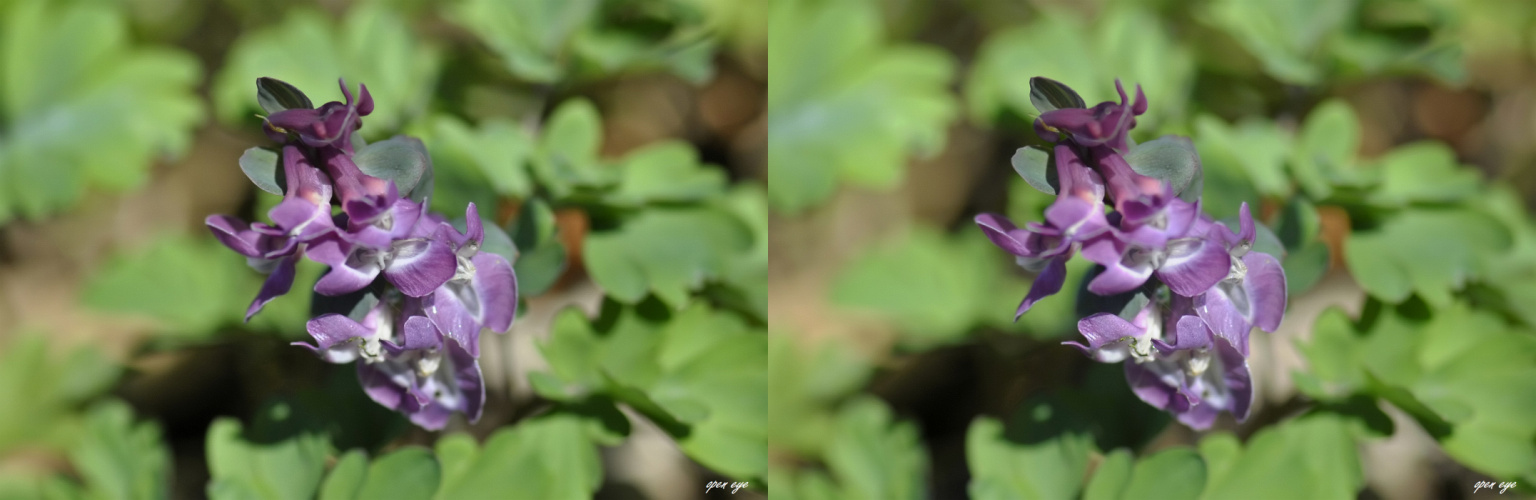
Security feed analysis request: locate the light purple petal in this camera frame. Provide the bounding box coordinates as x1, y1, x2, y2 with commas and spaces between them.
458, 203, 485, 250
206, 215, 264, 257
1125, 362, 1186, 412
314, 251, 381, 296
1218, 341, 1254, 422
448, 340, 485, 423
268, 197, 333, 241
472, 253, 517, 334
384, 239, 456, 297
1154, 315, 1215, 354
1194, 284, 1251, 357
357, 362, 409, 411
1157, 238, 1229, 297
428, 288, 481, 357
382, 315, 442, 354
1176, 401, 1219, 430
1244, 252, 1286, 333
1044, 195, 1108, 240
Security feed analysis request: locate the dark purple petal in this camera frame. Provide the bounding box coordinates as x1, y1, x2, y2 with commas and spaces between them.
245, 251, 300, 321
428, 289, 480, 357
1244, 252, 1286, 332
356, 83, 374, 116
1125, 362, 1189, 412
1156, 238, 1229, 296
357, 362, 411, 411
1218, 340, 1254, 422
1043, 195, 1108, 240
267, 197, 333, 242
382, 315, 441, 354
448, 340, 485, 423
1065, 310, 1150, 363
472, 253, 517, 333
1014, 254, 1069, 320
314, 252, 381, 296
1153, 315, 1214, 354
384, 239, 457, 297
458, 203, 485, 250
1176, 401, 1219, 430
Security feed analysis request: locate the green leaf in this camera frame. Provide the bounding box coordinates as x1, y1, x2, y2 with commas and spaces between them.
826, 398, 927, 500
1028, 76, 1086, 113
355, 447, 440, 500
1368, 141, 1481, 207
1282, 241, 1330, 296
240, 147, 285, 196
446, 0, 597, 83
1082, 449, 1133, 500
966, 417, 1094, 500
508, 199, 565, 297
1199, 415, 1362, 500
433, 414, 601, 500
1125, 136, 1202, 201
1012, 146, 1056, 195
427, 116, 535, 199
769, 334, 874, 455
82, 234, 257, 337
533, 98, 613, 197
1123, 448, 1205, 500
205, 418, 331, 500
583, 208, 754, 309
0, 335, 120, 454
1344, 209, 1511, 307
538, 303, 767, 480
1292, 99, 1362, 199
1193, 116, 1293, 198
256, 77, 313, 114
611, 141, 728, 206
213, 5, 441, 134
354, 136, 432, 201
768, 0, 956, 212
69, 401, 171, 500
317, 451, 367, 500
1201, 0, 1353, 84
0, 0, 202, 222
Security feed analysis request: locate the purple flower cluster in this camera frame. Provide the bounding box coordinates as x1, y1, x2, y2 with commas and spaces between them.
975, 78, 1286, 429
206, 79, 517, 430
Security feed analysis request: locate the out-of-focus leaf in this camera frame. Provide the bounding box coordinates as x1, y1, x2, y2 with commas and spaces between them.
768, 0, 956, 212
1082, 449, 1133, 500
317, 451, 367, 500
1344, 209, 1510, 307
0, 336, 120, 454
611, 141, 727, 206
1368, 141, 1481, 207
532, 98, 615, 198
432, 414, 601, 500
1122, 448, 1205, 500
427, 116, 535, 200
769, 334, 873, 456
507, 198, 565, 297
83, 235, 257, 338
1201, 0, 1354, 84
583, 208, 753, 309
213, 5, 441, 134
1283, 241, 1330, 296
966, 416, 1094, 500
1199, 414, 1362, 499
353, 447, 440, 500
205, 417, 331, 500
0, 0, 202, 222
822, 398, 927, 500
538, 302, 767, 481
1291, 99, 1363, 199
70, 401, 171, 500
1193, 115, 1292, 200
966, 7, 1191, 130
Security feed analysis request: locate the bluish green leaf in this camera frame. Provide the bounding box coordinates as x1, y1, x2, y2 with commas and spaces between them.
354, 136, 432, 200
1012, 146, 1055, 195
1125, 136, 1202, 201
240, 147, 284, 196
1029, 76, 1086, 113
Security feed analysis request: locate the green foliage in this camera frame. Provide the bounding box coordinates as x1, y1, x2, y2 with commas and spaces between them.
966, 417, 1094, 500
773, 397, 928, 500
966, 6, 1192, 128
584, 207, 755, 309
319, 448, 440, 500
0, 336, 121, 455
1295, 303, 1536, 484
0, 400, 171, 500
432, 416, 602, 500
1198, 415, 1362, 499
535, 301, 767, 481
206, 417, 332, 500
768, 0, 956, 212
1344, 209, 1509, 307
0, 0, 202, 223
447, 0, 716, 84
213, 5, 442, 134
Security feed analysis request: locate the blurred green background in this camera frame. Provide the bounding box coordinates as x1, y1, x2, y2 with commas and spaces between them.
0, 0, 767, 498
769, 0, 1536, 499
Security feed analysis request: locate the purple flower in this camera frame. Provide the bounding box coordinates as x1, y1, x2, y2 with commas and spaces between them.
294, 302, 485, 430
1036, 80, 1147, 154
415, 204, 518, 357
981, 76, 1283, 429
264, 80, 373, 151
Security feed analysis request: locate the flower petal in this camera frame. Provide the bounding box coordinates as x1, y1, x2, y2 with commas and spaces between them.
975, 213, 1034, 257
1014, 254, 1069, 320
1194, 282, 1251, 357
428, 288, 481, 357
245, 251, 300, 321
1157, 238, 1229, 296
384, 239, 456, 297
1243, 252, 1286, 333
472, 253, 517, 333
